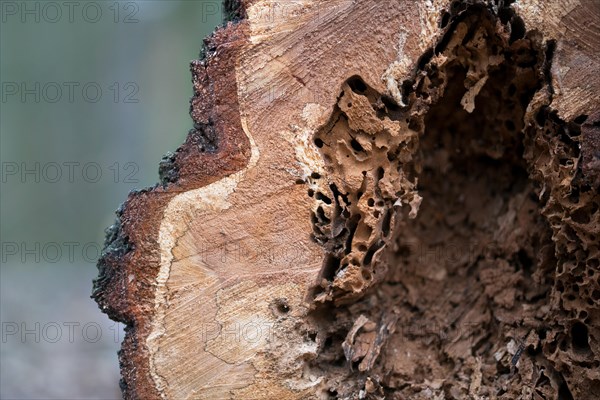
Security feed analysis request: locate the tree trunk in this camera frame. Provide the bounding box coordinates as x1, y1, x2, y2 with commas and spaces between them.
93, 0, 600, 398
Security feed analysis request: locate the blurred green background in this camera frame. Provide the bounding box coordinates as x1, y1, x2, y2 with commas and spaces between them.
0, 1, 223, 398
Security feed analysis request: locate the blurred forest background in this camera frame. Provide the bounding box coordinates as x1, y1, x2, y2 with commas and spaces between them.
0, 1, 222, 398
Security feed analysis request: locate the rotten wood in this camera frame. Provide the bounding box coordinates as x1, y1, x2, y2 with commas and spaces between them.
94, 1, 600, 399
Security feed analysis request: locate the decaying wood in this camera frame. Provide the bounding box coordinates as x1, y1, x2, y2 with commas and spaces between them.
94, 0, 600, 398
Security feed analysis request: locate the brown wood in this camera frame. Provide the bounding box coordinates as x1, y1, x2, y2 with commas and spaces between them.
94, 1, 600, 398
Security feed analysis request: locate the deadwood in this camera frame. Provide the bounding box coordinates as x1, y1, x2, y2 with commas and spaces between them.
94, 0, 600, 399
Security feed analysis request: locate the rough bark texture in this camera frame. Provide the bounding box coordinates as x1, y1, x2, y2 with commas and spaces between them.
93, 1, 600, 399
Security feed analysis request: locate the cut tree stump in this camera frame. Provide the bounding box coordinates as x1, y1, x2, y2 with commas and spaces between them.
93, 1, 600, 399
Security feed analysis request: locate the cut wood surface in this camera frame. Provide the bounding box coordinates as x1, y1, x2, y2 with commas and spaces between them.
94, 1, 600, 399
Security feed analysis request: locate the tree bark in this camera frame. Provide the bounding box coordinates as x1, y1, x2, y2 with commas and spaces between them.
93, 0, 600, 399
